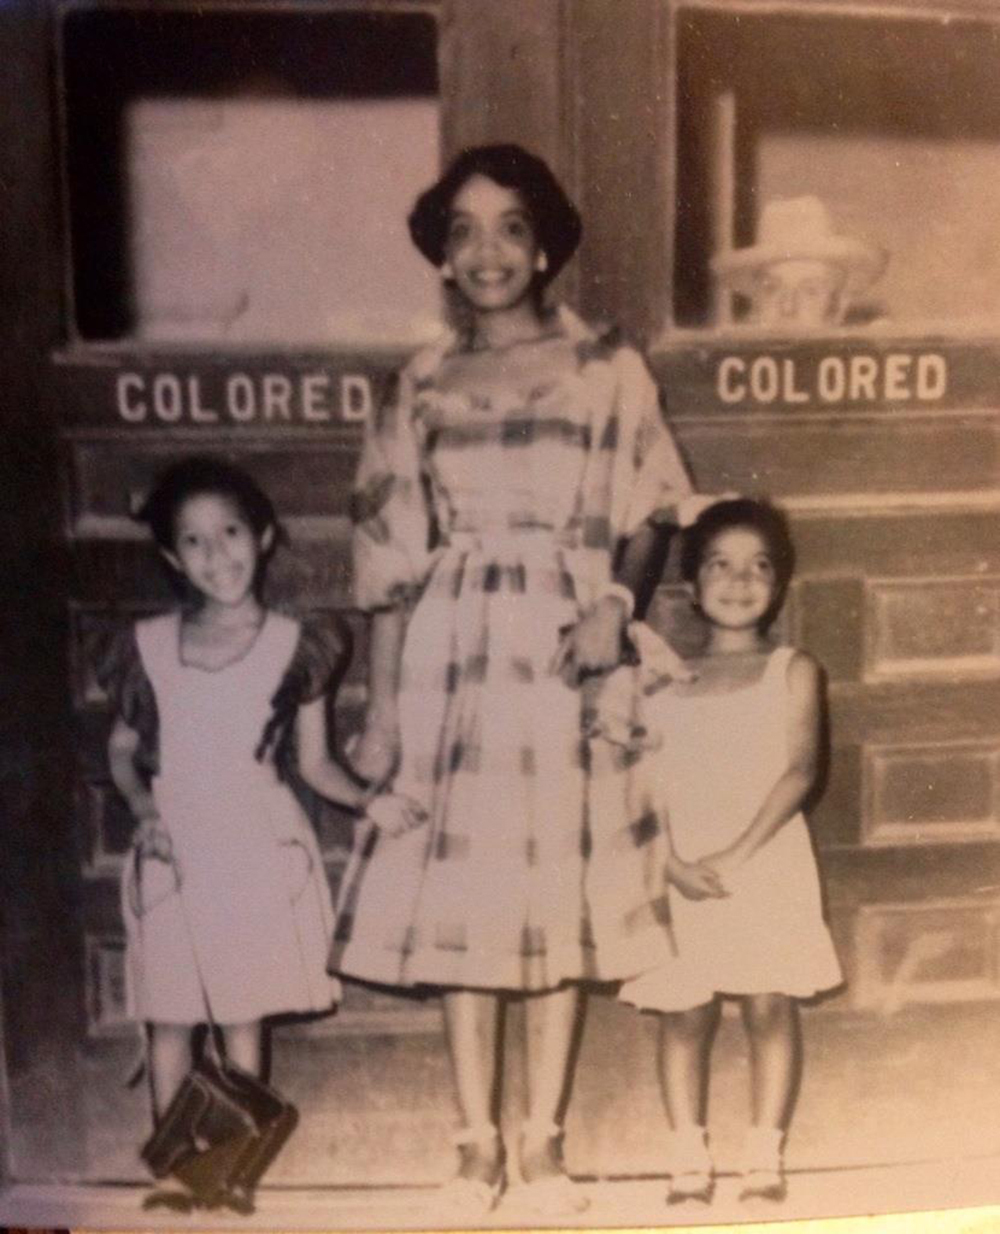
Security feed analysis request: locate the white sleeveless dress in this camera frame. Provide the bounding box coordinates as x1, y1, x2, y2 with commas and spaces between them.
120, 611, 340, 1025
621, 646, 843, 1012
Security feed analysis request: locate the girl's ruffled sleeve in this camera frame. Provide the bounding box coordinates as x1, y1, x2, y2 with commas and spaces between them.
256, 617, 352, 778
611, 346, 694, 538
350, 358, 436, 610
94, 624, 159, 776
288, 616, 352, 703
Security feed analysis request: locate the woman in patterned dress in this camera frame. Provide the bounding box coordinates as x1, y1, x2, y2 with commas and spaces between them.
335, 145, 695, 1213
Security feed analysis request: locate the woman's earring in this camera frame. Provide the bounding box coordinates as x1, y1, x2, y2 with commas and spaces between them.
440, 260, 455, 282
535, 252, 549, 274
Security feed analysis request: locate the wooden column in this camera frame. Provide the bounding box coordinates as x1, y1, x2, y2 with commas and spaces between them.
566, 0, 673, 342
0, 0, 87, 1183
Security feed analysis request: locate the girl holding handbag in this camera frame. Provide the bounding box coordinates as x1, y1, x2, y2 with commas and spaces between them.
99, 457, 424, 1137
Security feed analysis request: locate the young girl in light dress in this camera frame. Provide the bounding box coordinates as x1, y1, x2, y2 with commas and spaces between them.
609, 498, 843, 1205
100, 457, 422, 1129
338, 144, 699, 1215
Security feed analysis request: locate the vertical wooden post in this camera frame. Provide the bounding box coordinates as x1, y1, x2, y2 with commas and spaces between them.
709, 87, 737, 326
0, 0, 85, 1183
565, 0, 673, 342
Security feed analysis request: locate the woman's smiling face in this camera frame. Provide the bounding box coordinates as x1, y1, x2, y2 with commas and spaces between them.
444, 174, 543, 315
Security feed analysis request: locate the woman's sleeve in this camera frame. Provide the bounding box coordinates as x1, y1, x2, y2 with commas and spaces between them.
93, 624, 159, 776
613, 347, 694, 537
350, 361, 435, 611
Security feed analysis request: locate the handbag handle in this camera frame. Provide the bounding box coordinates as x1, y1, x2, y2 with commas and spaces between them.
132, 843, 225, 1065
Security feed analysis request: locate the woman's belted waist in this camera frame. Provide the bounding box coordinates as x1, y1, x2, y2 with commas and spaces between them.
431, 522, 612, 609
442, 522, 579, 560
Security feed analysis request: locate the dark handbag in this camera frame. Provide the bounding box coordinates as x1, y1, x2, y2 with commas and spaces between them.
140, 1052, 298, 1210
131, 846, 299, 1211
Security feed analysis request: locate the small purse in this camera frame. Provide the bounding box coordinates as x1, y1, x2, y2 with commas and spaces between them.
131, 846, 299, 1212
140, 1050, 298, 1212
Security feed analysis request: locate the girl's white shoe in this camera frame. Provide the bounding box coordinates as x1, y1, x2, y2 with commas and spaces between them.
739, 1126, 787, 1201
438, 1123, 506, 1214
664, 1125, 714, 1204
513, 1120, 590, 1216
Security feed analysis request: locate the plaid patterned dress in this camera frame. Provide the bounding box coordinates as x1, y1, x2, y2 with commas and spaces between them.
334, 307, 692, 991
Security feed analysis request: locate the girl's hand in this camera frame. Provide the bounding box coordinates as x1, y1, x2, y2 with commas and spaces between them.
366, 791, 428, 837
348, 710, 401, 786
133, 814, 172, 862
550, 595, 629, 687
667, 858, 728, 900
702, 847, 746, 893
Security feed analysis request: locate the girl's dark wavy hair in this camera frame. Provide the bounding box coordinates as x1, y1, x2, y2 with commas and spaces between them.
134, 457, 281, 598
407, 143, 582, 287
681, 498, 796, 631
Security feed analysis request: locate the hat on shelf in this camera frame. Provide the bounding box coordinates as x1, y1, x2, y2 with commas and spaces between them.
711, 196, 887, 296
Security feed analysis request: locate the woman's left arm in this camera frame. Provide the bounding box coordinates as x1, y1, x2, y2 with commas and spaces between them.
552, 346, 692, 683
705, 652, 823, 882
552, 523, 661, 682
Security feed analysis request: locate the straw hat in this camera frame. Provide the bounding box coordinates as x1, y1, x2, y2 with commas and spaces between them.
712, 196, 887, 296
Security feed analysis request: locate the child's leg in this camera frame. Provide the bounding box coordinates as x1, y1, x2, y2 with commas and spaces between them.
221, 1020, 263, 1077
657, 1001, 718, 1202
658, 1001, 719, 1128
148, 1022, 193, 1120
740, 993, 801, 1128
738, 993, 801, 1200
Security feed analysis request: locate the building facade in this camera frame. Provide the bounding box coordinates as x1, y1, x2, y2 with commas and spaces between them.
2, 0, 999, 1203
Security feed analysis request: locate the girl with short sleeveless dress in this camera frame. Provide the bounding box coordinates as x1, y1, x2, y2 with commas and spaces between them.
606, 499, 842, 1206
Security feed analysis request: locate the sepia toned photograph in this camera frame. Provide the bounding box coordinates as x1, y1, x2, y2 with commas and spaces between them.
1, 0, 999, 1229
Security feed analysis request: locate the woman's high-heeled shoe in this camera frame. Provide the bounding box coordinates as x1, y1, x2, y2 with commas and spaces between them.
437, 1122, 506, 1214
664, 1125, 714, 1204
514, 1119, 590, 1216
739, 1126, 787, 1201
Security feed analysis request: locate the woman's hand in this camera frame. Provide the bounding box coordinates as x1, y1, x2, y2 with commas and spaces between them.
666, 857, 728, 901
348, 709, 401, 787
366, 792, 428, 837
550, 595, 629, 687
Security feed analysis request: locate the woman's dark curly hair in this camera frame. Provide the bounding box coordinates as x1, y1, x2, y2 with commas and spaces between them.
681, 498, 796, 631
135, 456, 278, 555
407, 143, 582, 286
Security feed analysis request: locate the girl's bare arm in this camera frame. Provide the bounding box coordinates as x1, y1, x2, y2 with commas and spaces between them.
658, 808, 727, 900
296, 698, 372, 809
708, 652, 822, 872
350, 606, 407, 783
296, 696, 426, 835
107, 716, 157, 822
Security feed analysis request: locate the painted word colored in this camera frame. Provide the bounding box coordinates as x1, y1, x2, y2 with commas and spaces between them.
716, 353, 948, 406
115, 371, 373, 424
